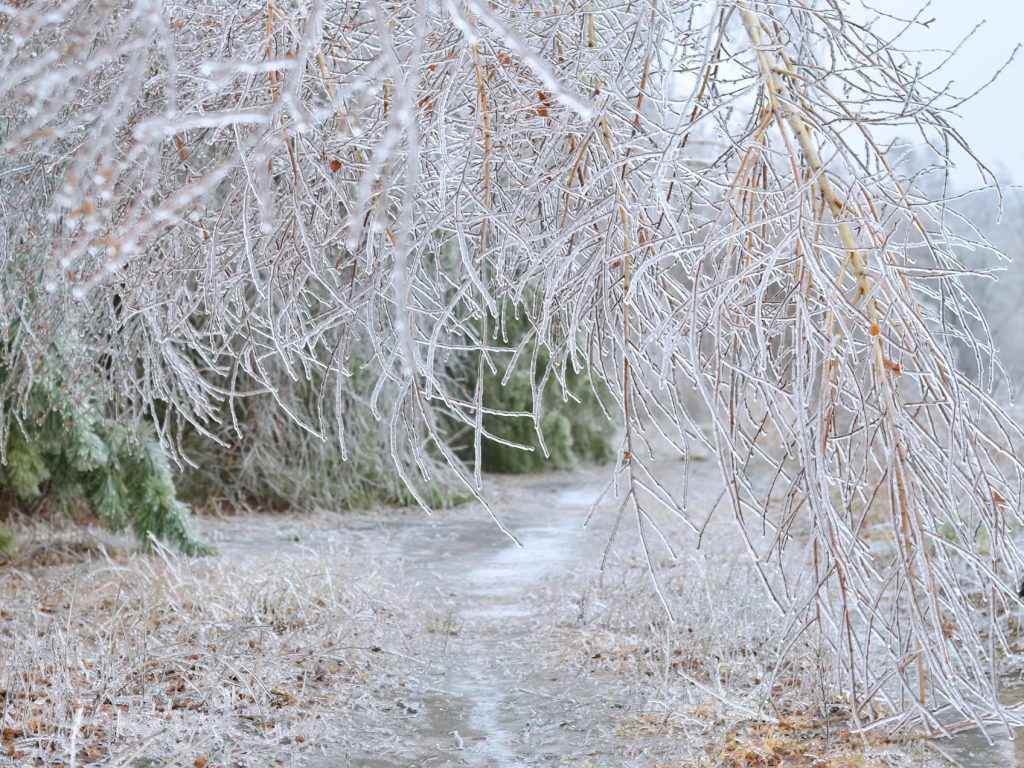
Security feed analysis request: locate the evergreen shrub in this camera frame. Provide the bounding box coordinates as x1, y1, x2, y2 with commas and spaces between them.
0, 341, 212, 556
456, 305, 616, 474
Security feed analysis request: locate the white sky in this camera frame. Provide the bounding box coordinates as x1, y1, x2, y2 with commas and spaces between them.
864, 0, 1024, 183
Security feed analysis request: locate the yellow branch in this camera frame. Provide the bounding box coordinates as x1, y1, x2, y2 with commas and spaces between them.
740, 3, 928, 706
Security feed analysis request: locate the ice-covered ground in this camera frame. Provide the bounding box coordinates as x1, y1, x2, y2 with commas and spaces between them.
1, 456, 1020, 766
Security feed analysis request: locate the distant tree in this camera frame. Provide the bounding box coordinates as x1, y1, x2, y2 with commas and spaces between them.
942, 188, 1024, 385
2, 0, 1022, 732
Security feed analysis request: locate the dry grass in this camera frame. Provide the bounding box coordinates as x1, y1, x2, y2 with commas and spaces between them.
0, 523, 423, 766
705, 716, 902, 768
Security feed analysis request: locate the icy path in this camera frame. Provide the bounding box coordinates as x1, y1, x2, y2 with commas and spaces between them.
324, 477, 626, 766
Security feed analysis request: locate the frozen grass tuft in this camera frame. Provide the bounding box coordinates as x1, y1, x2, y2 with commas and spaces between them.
0, 527, 422, 766
531, 498, 935, 766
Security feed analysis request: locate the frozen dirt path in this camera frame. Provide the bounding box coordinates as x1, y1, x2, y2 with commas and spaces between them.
325, 475, 626, 767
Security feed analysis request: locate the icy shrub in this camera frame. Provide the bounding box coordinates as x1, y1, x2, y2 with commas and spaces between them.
454, 303, 615, 473
0, 341, 211, 556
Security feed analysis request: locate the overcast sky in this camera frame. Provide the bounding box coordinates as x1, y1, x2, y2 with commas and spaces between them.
864, 1, 1024, 184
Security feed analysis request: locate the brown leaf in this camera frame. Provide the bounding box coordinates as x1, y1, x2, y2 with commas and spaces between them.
536, 90, 552, 118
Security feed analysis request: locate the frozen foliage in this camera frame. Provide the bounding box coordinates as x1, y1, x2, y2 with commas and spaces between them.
0, 330, 211, 555
452, 302, 616, 473
177, 338, 467, 513
2, 0, 1024, 733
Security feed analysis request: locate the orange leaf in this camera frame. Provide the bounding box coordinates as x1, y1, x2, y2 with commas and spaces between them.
536, 91, 552, 118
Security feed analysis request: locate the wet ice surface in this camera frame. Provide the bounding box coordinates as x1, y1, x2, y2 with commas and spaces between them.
214, 462, 1024, 767
931, 698, 1024, 768
347, 479, 619, 767
935, 731, 1024, 768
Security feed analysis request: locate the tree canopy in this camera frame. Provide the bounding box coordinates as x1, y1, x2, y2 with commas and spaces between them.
2, 0, 1022, 733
